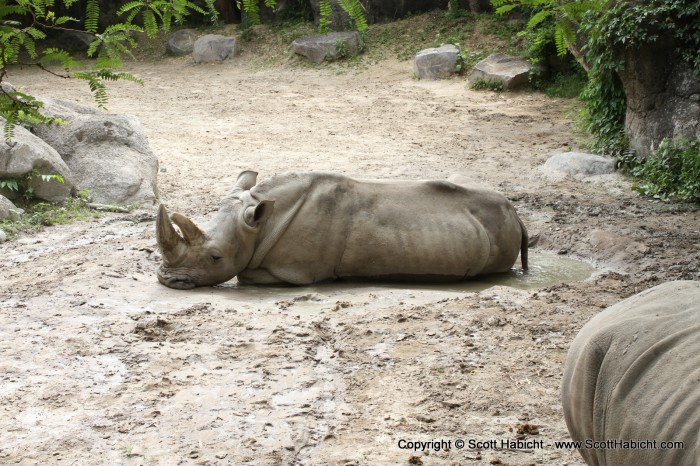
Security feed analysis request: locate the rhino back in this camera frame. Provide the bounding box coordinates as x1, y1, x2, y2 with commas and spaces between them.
248, 173, 522, 283
562, 280, 700, 466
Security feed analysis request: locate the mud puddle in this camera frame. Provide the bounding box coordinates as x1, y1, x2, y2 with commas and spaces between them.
210, 250, 595, 319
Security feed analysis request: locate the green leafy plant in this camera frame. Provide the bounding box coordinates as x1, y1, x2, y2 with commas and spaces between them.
337, 0, 367, 33
543, 71, 587, 98
455, 48, 485, 73
0, 189, 96, 240
239, 0, 366, 34
334, 37, 348, 59
319, 0, 333, 33
447, 0, 468, 19
491, 0, 603, 66
470, 78, 504, 92
0, 0, 217, 141
631, 138, 700, 203
580, 1, 700, 160
0, 169, 64, 200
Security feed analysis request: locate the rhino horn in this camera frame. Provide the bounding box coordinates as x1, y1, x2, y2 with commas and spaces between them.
228, 170, 258, 197
156, 204, 184, 255
170, 212, 205, 245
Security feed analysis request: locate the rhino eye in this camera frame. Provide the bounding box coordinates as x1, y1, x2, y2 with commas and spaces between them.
211, 255, 222, 262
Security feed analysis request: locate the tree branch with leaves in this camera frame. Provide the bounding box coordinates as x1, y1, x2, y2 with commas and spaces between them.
0, 0, 218, 142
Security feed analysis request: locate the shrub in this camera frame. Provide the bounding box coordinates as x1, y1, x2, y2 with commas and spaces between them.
632, 138, 700, 203
470, 78, 504, 92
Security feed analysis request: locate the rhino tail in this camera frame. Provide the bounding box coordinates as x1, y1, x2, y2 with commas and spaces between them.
518, 215, 529, 271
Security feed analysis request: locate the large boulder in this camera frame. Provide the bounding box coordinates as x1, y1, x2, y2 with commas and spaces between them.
0, 120, 75, 202
616, 38, 700, 158
192, 35, 239, 63
291, 32, 363, 64
468, 53, 533, 90
543, 152, 616, 178
166, 29, 197, 56
34, 98, 158, 207
414, 45, 460, 79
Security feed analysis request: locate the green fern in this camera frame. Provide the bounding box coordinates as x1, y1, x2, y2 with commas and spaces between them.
2, 109, 18, 142
54, 15, 79, 26
526, 9, 553, 29
0, 0, 215, 141
74, 69, 142, 110
494, 0, 603, 62
142, 9, 158, 37
39, 48, 76, 70
0, 90, 58, 143
117, 0, 143, 22
85, 0, 100, 33
319, 0, 333, 33
242, 0, 261, 26
337, 0, 367, 32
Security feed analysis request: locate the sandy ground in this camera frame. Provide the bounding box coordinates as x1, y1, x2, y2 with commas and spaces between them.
1, 51, 699, 466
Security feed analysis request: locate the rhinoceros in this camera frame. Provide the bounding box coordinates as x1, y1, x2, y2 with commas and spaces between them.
156, 171, 529, 289
562, 280, 700, 466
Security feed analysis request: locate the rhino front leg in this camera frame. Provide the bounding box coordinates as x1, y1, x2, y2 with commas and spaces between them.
238, 266, 324, 286
237, 268, 288, 285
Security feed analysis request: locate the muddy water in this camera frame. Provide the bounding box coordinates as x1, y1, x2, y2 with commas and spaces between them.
210, 251, 594, 319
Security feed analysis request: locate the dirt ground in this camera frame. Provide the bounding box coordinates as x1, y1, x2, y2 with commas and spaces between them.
1, 50, 699, 466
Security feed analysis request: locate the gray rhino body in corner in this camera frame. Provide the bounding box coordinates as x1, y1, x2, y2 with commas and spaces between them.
562, 280, 700, 466
156, 171, 528, 289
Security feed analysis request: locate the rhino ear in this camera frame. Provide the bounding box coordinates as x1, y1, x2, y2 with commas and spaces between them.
171, 213, 205, 245
244, 199, 275, 227
227, 170, 259, 199
157, 204, 184, 253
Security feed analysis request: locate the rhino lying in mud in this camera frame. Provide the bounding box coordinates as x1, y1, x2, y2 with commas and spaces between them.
562, 280, 700, 466
156, 171, 529, 289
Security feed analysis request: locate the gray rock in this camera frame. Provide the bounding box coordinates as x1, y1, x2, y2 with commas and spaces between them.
618, 44, 700, 158
1, 81, 16, 93
0, 228, 6, 242
543, 152, 616, 177
291, 32, 363, 64
0, 195, 16, 220
167, 29, 197, 56
193, 35, 238, 63
41, 98, 99, 119
414, 44, 460, 79
8, 207, 23, 221
34, 98, 158, 207
468, 53, 533, 90
59, 30, 98, 53
0, 120, 75, 202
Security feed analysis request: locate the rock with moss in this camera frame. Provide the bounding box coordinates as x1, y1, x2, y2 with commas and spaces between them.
291, 32, 363, 64
414, 45, 460, 79
468, 53, 533, 90
0, 120, 76, 203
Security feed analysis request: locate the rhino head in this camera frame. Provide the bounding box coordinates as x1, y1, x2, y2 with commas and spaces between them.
156, 171, 274, 289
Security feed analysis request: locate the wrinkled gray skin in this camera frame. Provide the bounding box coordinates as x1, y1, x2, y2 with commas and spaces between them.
156, 171, 528, 289
562, 280, 700, 466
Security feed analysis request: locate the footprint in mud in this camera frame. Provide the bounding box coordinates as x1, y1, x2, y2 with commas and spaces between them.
132, 316, 175, 342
